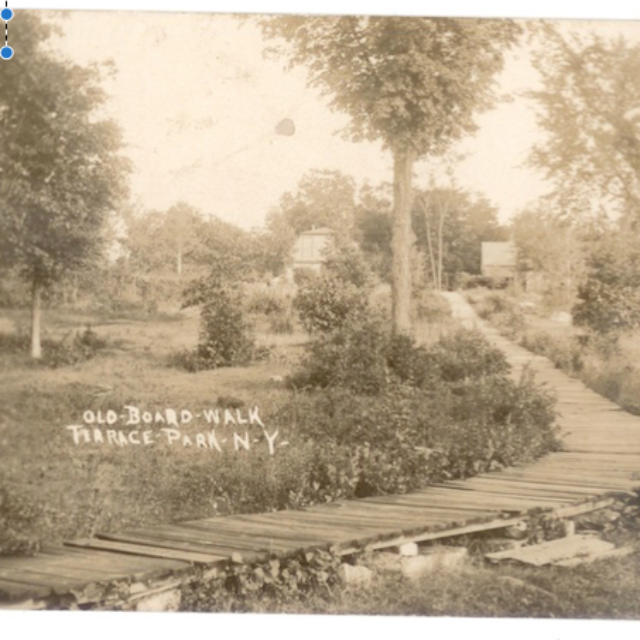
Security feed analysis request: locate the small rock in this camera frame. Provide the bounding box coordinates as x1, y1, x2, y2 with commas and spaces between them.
504, 521, 529, 540
398, 542, 419, 557
339, 564, 373, 587
401, 547, 467, 580
269, 375, 284, 383
135, 588, 181, 612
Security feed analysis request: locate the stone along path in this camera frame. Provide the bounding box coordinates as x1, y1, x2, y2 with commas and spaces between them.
1, 292, 639, 610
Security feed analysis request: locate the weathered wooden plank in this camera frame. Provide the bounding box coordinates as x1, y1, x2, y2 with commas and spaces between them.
96, 531, 259, 563
0, 567, 98, 591
66, 538, 228, 566
0, 546, 185, 584
175, 522, 329, 552
431, 481, 574, 501
492, 469, 637, 487
183, 518, 334, 545
458, 476, 625, 495
476, 473, 629, 492
336, 515, 528, 555
310, 501, 493, 521
0, 578, 52, 601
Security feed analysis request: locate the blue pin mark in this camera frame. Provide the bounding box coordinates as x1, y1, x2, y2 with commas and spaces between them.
2, 2, 13, 60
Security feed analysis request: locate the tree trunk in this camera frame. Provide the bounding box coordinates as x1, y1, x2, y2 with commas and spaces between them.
437, 206, 445, 291
420, 196, 438, 288
31, 279, 42, 360
391, 148, 416, 336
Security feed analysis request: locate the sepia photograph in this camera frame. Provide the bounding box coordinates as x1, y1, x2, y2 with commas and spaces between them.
1, 1, 640, 632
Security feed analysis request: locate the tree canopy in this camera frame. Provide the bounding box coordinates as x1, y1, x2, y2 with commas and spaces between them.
268, 169, 356, 235
0, 14, 130, 286
0, 13, 130, 356
257, 15, 522, 334
258, 16, 522, 156
529, 26, 640, 225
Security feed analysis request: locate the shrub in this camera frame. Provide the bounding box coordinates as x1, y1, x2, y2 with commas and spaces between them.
181, 260, 256, 369
0, 485, 46, 555
573, 235, 640, 335
292, 267, 319, 288
293, 242, 376, 334
288, 314, 390, 394
0, 326, 107, 367
520, 330, 584, 373
181, 548, 343, 611
43, 326, 107, 368
427, 328, 511, 382
198, 289, 255, 367
414, 289, 452, 322
269, 311, 295, 335
460, 274, 510, 290
244, 289, 288, 316
322, 242, 375, 290
294, 276, 367, 334
472, 291, 526, 337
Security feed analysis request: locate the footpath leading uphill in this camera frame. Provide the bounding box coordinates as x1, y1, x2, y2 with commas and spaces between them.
1, 292, 639, 610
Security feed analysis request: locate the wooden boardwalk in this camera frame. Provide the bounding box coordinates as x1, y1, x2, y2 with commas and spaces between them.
1, 292, 639, 609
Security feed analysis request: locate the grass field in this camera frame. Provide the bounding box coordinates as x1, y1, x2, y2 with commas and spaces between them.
0, 293, 458, 553
0, 303, 307, 551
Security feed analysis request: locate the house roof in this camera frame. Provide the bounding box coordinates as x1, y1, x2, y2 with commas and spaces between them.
298, 226, 335, 236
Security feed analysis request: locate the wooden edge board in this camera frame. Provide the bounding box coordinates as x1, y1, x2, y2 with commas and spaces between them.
65, 538, 228, 566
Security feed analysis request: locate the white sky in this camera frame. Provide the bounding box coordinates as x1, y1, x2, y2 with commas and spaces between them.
38, 9, 640, 230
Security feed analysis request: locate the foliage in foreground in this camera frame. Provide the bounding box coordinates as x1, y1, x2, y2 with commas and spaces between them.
181, 548, 343, 612
185, 543, 640, 618
180, 498, 640, 616
0, 316, 561, 555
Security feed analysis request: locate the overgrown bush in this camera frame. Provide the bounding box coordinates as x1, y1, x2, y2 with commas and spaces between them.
294, 276, 367, 334
179, 259, 257, 370
472, 291, 527, 337
520, 330, 585, 373
268, 312, 295, 335
288, 313, 390, 394
0, 484, 47, 555
573, 234, 640, 335
284, 373, 559, 496
292, 267, 318, 287
293, 243, 375, 334
414, 289, 452, 322
244, 289, 289, 316
181, 548, 343, 611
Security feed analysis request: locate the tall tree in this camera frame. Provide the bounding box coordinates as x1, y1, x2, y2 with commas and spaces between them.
530, 26, 640, 225
256, 16, 521, 335
0, 14, 130, 358
511, 203, 605, 310
415, 187, 505, 290
272, 169, 357, 235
